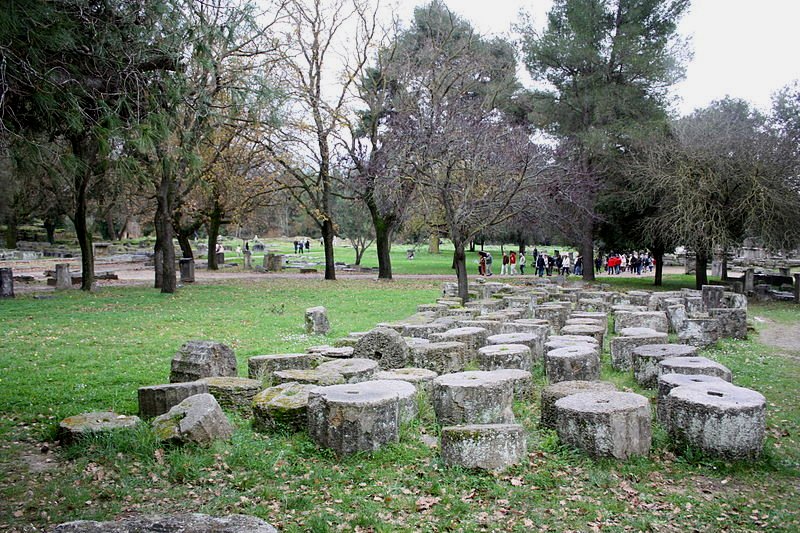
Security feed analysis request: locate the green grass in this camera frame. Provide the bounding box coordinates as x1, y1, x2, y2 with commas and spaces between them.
0, 276, 799, 531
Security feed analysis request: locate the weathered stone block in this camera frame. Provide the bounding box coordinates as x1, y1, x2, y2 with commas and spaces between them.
560, 324, 605, 346
486, 333, 541, 368
555, 391, 651, 459
248, 353, 315, 381
709, 308, 747, 339
272, 368, 345, 386
701, 285, 725, 312
316, 358, 378, 383
477, 344, 532, 372
430, 327, 490, 360
440, 424, 527, 472
305, 306, 330, 335
609, 330, 668, 371
306, 345, 354, 358
198, 377, 263, 414
152, 393, 233, 445
666, 382, 765, 459
540, 380, 617, 429
375, 367, 438, 393
138, 381, 209, 418
170, 341, 237, 383
658, 356, 732, 382
252, 382, 315, 432
58, 412, 140, 444
656, 373, 729, 423
411, 341, 468, 374
307, 381, 402, 456
353, 327, 412, 369
614, 311, 669, 334
545, 345, 600, 383
432, 371, 515, 426
632, 344, 698, 388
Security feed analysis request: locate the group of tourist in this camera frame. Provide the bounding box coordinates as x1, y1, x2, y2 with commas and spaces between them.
293, 239, 310, 254
602, 252, 655, 275
477, 249, 584, 278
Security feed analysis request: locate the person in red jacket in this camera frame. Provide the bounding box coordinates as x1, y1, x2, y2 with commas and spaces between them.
509, 251, 517, 275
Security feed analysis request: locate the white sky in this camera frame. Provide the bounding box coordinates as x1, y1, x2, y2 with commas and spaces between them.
389, 0, 800, 116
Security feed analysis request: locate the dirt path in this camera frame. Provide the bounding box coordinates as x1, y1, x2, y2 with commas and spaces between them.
755, 318, 800, 356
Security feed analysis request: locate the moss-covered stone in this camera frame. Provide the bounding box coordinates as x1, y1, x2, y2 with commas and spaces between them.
252, 382, 315, 433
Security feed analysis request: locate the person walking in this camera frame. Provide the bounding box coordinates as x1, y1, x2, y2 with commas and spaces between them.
501, 252, 509, 275
485, 253, 493, 276
509, 251, 517, 275
478, 252, 487, 276
562, 255, 571, 276
574, 255, 583, 276
536, 253, 546, 277
518, 251, 526, 275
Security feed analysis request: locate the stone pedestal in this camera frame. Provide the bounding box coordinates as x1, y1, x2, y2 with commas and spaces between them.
432, 371, 515, 426
243, 250, 252, 269
701, 285, 725, 312
477, 344, 532, 372
609, 330, 668, 371
486, 333, 541, 367
375, 367, 439, 393
55, 263, 72, 289
430, 327, 490, 360
658, 356, 732, 382
614, 311, 669, 334
656, 373, 729, 423
138, 381, 209, 418
545, 345, 600, 383
0, 268, 14, 298
179, 258, 195, 283
440, 424, 527, 472
307, 381, 402, 456
263, 253, 284, 271
559, 324, 605, 346
555, 392, 652, 459
199, 376, 263, 414
170, 341, 237, 383
305, 306, 331, 335
412, 341, 468, 374
677, 317, 720, 347
540, 380, 618, 429
632, 344, 698, 388
667, 382, 766, 459
709, 308, 747, 339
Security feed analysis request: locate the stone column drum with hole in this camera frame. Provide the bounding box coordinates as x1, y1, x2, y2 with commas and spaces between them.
609, 329, 668, 371
632, 344, 698, 388
666, 382, 766, 459
440, 424, 527, 472
540, 380, 618, 429
306, 381, 403, 456
545, 345, 601, 384
486, 333, 540, 369
555, 391, 652, 459
430, 327, 490, 362
432, 371, 515, 426
614, 311, 669, 334
476, 344, 532, 372
656, 373, 730, 423
658, 356, 732, 382
560, 324, 605, 346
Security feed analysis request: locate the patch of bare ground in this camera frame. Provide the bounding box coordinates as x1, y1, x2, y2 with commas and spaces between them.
755, 318, 800, 359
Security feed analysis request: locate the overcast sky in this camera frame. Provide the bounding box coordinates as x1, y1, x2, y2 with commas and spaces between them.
389, 0, 800, 116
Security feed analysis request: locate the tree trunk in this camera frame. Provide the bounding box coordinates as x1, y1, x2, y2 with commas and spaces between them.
652, 246, 664, 287
695, 250, 709, 289
177, 232, 194, 259
518, 240, 526, 254
154, 245, 163, 289
154, 175, 176, 294
321, 219, 336, 280
369, 206, 393, 280
453, 240, 469, 304
721, 249, 728, 280
43, 219, 57, 245
469, 240, 475, 252
354, 243, 364, 265
105, 210, 118, 241
429, 233, 440, 254
73, 183, 94, 292
207, 204, 222, 270
580, 219, 595, 282
4, 218, 18, 248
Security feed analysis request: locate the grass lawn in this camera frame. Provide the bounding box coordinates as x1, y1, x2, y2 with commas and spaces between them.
0, 275, 798, 531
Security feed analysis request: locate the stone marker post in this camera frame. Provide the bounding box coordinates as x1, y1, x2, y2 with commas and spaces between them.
55, 263, 72, 289
0, 268, 14, 298
179, 258, 195, 283
795, 273, 800, 303
243, 250, 252, 270
744, 268, 755, 293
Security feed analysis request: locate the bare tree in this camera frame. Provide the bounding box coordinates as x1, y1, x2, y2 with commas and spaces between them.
261, 0, 380, 280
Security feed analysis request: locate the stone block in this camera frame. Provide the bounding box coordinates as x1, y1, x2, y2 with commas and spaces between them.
492, 369, 534, 399
625, 290, 653, 307
375, 367, 439, 393
370, 379, 418, 424
152, 393, 233, 445
559, 324, 605, 346
52, 513, 277, 532
411, 341, 468, 374
432, 371, 515, 426
248, 353, 315, 381
477, 344, 532, 372
306, 345, 354, 358
555, 391, 651, 459
170, 341, 237, 383
709, 308, 747, 339
656, 373, 729, 423
55, 263, 71, 290
272, 368, 345, 386
198, 377, 263, 414
658, 356, 732, 382
252, 382, 315, 432
401, 322, 450, 339
569, 311, 608, 330
58, 412, 140, 444
678, 317, 719, 348
609, 330, 668, 371
666, 382, 766, 459
614, 311, 669, 334
540, 380, 617, 429
430, 327, 490, 360
532, 304, 570, 334
0, 267, 14, 298
307, 381, 402, 456
666, 304, 688, 333
353, 327, 412, 369
305, 306, 330, 335
486, 333, 541, 367
316, 358, 378, 383
701, 285, 725, 312
455, 319, 504, 335
545, 345, 600, 383
632, 344, 698, 388
138, 381, 209, 418
440, 424, 527, 472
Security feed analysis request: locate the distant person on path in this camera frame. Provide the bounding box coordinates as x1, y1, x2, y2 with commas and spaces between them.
509, 251, 517, 275
562, 255, 571, 276
595, 256, 602, 273
537, 253, 546, 277
501, 252, 509, 275
305, 239, 310, 251
485, 253, 493, 276
518, 251, 526, 275
293, 240, 298, 254
574, 255, 583, 276
547, 254, 555, 276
